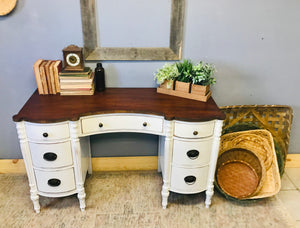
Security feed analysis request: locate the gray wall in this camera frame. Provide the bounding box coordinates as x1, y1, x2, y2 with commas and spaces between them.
0, 0, 299, 159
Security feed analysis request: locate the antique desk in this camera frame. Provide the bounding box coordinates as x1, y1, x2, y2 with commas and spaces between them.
13, 88, 225, 213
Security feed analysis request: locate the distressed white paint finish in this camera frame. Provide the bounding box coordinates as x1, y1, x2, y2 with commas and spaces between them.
25, 122, 70, 141
16, 121, 90, 213
34, 168, 76, 193
16, 115, 222, 212
29, 141, 73, 168
160, 119, 223, 209
205, 120, 223, 208
170, 165, 209, 194
172, 137, 213, 167
69, 121, 88, 212
16, 122, 40, 213
173, 120, 215, 138
160, 120, 174, 209
81, 113, 164, 136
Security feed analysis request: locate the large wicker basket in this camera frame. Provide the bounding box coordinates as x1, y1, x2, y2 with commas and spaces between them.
215, 105, 293, 201
219, 105, 293, 171
216, 129, 280, 200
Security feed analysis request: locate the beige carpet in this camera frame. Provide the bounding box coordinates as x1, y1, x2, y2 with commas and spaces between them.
0, 171, 296, 228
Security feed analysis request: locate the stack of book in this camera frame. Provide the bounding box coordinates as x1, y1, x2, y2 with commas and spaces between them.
59, 67, 95, 95
33, 59, 62, 95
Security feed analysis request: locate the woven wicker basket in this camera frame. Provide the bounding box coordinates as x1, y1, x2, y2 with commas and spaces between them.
220, 130, 274, 171
216, 128, 281, 200
220, 105, 293, 170
216, 148, 265, 199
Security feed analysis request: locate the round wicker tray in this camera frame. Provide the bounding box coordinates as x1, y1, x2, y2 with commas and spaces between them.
216, 148, 265, 199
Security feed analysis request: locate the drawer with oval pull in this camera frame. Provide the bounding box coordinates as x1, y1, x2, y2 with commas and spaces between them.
81, 114, 163, 135
174, 120, 215, 138
29, 141, 73, 168
34, 168, 76, 193
172, 137, 213, 167
170, 165, 209, 194
25, 122, 70, 141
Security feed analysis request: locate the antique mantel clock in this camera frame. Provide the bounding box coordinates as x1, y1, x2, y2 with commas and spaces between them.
62, 45, 84, 71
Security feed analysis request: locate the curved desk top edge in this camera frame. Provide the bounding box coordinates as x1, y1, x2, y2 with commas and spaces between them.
13, 88, 226, 123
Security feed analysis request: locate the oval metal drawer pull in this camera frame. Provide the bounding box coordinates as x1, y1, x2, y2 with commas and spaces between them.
186, 150, 200, 160
143, 122, 147, 127
193, 131, 198, 136
47, 178, 61, 187
184, 176, 196, 185
42, 132, 48, 138
43, 152, 57, 161
99, 123, 103, 128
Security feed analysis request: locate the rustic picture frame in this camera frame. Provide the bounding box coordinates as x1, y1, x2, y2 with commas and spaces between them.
80, 0, 185, 61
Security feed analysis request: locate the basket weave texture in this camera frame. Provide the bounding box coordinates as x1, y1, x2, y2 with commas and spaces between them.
217, 105, 293, 200
217, 129, 280, 199
220, 130, 274, 171
220, 105, 293, 163
216, 148, 265, 199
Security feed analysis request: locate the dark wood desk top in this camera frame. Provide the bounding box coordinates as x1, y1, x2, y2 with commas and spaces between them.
13, 88, 225, 123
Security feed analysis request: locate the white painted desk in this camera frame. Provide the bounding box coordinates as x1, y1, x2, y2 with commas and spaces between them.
13, 88, 225, 213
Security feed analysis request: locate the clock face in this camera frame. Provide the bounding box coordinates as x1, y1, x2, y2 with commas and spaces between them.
66, 53, 80, 67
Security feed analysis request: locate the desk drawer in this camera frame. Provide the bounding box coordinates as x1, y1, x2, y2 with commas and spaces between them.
170, 166, 209, 194
81, 115, 163, 135
174, 121, 214, 138
29, 141, 73, 168
25, 122, 70, 141
172, 138, 212, 167
34, 168, 76, 193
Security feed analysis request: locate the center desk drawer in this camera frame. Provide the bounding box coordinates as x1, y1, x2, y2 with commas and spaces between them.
81, 115, 163, 134
29, 141, 73, 168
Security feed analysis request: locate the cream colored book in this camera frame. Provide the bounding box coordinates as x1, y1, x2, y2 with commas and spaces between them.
49, 61, 57, 94
33, 59, 44, 94
39, 60, 48, 94
44, 60, 53, 94
53, 60, 62, 93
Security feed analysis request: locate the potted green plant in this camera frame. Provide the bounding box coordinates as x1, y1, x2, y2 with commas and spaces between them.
175, 59, 194, 92
154, 63, 179, 89
191, 61, 216, 95
155, 59, 216, 102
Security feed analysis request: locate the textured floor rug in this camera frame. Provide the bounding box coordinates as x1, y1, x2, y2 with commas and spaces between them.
0, 171, 296, 228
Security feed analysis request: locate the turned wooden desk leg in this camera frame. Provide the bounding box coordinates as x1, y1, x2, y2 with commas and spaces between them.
70, 121, 87, 211
205, 120, 223, 208
16, 122, 41, 213
30, 191, 40, 213
77, 184, 86, 212
161, 121, 174, 209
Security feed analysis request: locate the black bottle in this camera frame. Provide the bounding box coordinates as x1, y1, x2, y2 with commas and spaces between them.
95, 63, 105, 92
